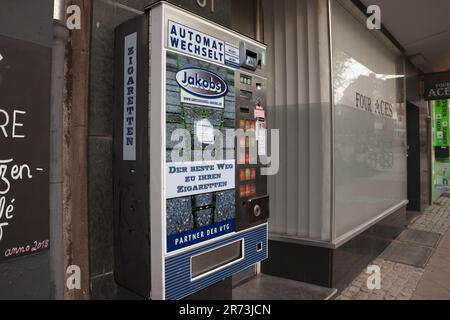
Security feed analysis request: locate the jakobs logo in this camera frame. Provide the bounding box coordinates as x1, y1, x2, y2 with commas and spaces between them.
176, 68, 228, 99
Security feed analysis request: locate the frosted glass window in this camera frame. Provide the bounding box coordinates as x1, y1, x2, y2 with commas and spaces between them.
331, 1, 407, 239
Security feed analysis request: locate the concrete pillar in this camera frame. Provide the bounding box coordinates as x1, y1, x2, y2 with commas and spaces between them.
63, 0, 92, 300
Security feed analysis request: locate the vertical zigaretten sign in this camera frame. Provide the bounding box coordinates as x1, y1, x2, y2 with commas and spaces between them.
123, 33, 137, 161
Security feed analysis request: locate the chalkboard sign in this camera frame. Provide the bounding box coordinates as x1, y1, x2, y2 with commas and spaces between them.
0, 36, 51, 261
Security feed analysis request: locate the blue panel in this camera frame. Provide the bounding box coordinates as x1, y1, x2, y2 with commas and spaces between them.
167, 219, 236, 252
165, 224, 267, 300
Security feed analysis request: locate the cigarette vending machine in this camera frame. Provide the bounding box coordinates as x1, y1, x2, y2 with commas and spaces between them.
114, 1, 269, 300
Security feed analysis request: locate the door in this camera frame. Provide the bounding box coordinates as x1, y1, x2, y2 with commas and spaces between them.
424, 115, 432, 206
407, 102, 421, 211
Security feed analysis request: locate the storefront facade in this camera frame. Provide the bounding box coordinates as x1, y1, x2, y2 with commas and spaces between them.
0, 0, 437, 299
261, 0, 410, 290
426, 71, 450, 201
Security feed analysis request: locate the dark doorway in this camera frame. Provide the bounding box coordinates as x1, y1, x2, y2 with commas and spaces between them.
426, 116, 432, 206
407, 102, 421, 211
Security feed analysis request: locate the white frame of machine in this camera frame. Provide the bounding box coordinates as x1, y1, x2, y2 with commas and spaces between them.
147, 2, 268, 300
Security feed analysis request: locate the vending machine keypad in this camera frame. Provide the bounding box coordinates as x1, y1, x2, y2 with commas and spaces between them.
235, 71, 269, 231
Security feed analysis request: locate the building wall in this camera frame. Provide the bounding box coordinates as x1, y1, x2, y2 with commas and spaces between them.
264, 0, 407, 245
262, 0, 409, 291
263, 0, 332, 241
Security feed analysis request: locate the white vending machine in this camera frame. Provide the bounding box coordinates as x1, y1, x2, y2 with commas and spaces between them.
114, 1, 269, 300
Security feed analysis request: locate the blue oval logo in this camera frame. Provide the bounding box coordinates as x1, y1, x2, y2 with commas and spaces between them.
176, 68, 228, 99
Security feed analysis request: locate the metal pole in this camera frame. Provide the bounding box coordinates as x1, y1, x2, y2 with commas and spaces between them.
53, 0, 65, 22
327, 0, 336, 243
255, 0, 263, 42
50, 0, 68, 300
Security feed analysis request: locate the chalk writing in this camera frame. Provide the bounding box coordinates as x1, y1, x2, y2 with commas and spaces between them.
3, 239, 49, 258
0, 35, 51, 262
0, 108, 46, 252
0, 159, 37, 242
0, 108, 27, 139
0, 159, 33, 195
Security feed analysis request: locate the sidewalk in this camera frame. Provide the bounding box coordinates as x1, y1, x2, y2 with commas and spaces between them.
412, 227, 450, 299
336, 196, 450, 300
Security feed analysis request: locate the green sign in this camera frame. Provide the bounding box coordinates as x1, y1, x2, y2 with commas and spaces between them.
433, 100, 449, 147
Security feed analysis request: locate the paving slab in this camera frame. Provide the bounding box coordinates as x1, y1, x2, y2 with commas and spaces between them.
397, 229, 441, 248
412, 228, 450, 300
380, 241, 433, 268
338, 196, 450, 300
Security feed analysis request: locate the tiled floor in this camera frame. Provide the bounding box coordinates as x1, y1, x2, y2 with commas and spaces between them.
380, 240, 434, 268
412, 229, 450, 300
337, 196, 450, 300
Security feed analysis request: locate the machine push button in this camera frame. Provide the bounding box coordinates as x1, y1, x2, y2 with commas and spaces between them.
246, 195, 269, 225
254, 204, 261, 217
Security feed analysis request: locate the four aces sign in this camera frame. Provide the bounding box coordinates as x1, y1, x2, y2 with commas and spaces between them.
0, 36, 51, 261
425, 71, 450, 101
